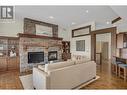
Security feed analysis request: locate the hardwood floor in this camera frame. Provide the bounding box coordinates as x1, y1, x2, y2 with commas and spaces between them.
0, 70, 23, 89
83, 61, 127, 89
0, 61, 127, 89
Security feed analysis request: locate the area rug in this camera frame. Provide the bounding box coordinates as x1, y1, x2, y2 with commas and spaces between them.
19, 74, 100, 89
19, 74, 34, 89
74, 76, 100, 89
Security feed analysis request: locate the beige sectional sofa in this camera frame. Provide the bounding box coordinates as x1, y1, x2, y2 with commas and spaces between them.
33, 60, 96, 89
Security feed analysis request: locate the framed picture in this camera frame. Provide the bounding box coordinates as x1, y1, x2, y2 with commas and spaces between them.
76, 40, 85, 51
72, 25, 91, 37
36, 24, 53, 37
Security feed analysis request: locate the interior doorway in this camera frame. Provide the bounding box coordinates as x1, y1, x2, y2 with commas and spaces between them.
96, 33, 111, 65
91, 27, 116, 63
91, 27, 117, 74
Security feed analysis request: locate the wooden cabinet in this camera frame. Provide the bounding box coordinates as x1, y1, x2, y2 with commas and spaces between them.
116, 33, 127, 63
117, 33, 127, 48
0, 57, 7, 72
0, 57, 19, 72
0, 37, 19, 57
0, 36, 19, 72
7, 57, 19, 71
62, 41, 71, 61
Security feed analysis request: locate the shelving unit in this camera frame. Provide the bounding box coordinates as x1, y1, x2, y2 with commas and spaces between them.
0, 39, 8, 57
8, 38, 19, 57
62, 41, 71, 61
0, 36, 19, 72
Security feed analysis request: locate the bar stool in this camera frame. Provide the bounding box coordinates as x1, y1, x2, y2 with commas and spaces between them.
118, 64, 127, 81
112, 61, 122, 76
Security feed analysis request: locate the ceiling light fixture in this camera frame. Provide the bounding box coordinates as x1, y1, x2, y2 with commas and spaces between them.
71, 22, 76, 25
86, 10, 89, 13
49, 16, 54, 19
106, 21, 110, 24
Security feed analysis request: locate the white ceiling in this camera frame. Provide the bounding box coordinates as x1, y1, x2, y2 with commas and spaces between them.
15, 6, 127, 29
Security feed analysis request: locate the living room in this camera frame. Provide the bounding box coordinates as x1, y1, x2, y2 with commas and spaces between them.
1, 5, 127, 90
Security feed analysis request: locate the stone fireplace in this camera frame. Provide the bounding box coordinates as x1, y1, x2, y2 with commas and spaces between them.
18, 33, 63, 73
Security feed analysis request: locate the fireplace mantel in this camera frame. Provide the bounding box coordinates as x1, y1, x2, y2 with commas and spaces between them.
18, 33, 63, 40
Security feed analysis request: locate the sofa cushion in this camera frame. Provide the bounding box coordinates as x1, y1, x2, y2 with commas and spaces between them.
38, 65, 45, 71
45, 60, 74, 72
75, 58, 90, 64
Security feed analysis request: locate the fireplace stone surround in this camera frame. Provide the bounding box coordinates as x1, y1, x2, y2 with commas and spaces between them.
18, 33, 63, 73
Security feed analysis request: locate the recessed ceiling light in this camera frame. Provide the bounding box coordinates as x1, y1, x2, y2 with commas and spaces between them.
86, 10, 89, 13
106, 21, 110, 24
71, 22, 76, 25
49, 16, 54, 19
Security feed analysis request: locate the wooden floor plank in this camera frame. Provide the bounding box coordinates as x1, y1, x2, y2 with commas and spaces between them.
82, 61, 127, 89
0, 70, 23, 89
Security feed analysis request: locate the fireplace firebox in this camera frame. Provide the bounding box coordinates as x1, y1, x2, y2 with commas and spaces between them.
28, 52, 44, 63
48, 51, 57, 61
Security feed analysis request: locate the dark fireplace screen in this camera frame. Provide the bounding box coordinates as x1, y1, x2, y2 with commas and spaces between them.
48, 51, 57, 61
28, 52, 44, 63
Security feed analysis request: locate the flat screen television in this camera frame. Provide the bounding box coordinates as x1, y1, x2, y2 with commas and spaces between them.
28, 52, 44, 63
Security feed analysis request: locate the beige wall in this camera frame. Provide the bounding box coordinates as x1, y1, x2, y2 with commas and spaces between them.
0, 20, 23, 37
71, 35, 91, 58
96, 42, 102, 53
0, 19, 70, 41
0, 19, 114, 60
58, 27, 70, 41
70, 22, 96, 59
